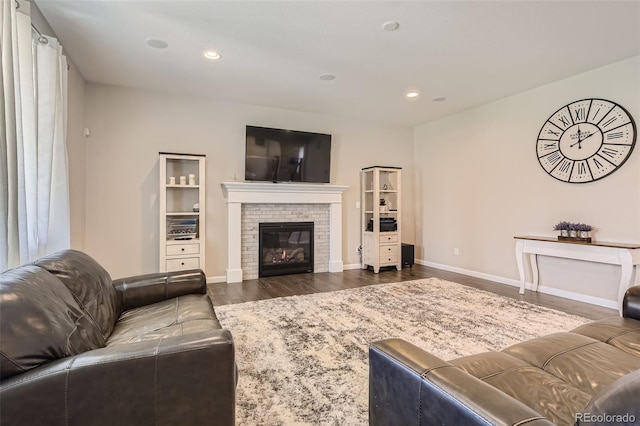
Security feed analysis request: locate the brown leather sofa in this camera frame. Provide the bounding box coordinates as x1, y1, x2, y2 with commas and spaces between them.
0, 249, 236, 426
370, 286, 640, 426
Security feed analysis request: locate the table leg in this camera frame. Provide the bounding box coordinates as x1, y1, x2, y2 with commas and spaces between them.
618, 249, 633, 316
515, 240, 526, 295
530, 254, 539, 292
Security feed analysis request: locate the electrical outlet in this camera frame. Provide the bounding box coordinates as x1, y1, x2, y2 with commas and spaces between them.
453, 248, 459, 256
356, 201, 361, 209
357, 245, 362, 253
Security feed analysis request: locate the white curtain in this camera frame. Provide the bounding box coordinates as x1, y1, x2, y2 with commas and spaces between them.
1, 0, 69, 272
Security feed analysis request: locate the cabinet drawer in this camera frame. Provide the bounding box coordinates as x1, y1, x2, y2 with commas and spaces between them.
380, 234, 398, 243
379, 245, 398, 257
166, 257, 200, 271
379, 245, 398, 265
166, 243, 200, 256
380, 253, 399, 265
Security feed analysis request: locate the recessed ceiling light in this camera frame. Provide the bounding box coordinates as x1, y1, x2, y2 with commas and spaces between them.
319, 74, 335, 81
433, 97, 446, 102
382, 21, 400, 32
405, 91, 420, 99
203, 50, 221, 60
146, 38, 168, 49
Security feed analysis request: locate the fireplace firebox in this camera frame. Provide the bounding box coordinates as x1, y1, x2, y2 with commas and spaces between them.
259, 222, 314, 277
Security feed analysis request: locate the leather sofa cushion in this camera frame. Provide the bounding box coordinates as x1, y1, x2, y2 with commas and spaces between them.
452, 352, 591, 425
0, 265, 100, 380
450, 351, 530, 377
34, 249, 122, 344
106, 294, 221, 346
503, 332, 640, 396
448, 319, 640, 425
571, 317, 640, 358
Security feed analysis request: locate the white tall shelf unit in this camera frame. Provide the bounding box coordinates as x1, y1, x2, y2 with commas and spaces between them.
159, 153, 206, 273
361, 166, 402, 273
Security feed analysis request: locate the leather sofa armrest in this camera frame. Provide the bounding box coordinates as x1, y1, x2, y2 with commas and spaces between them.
369, 339, 554, 426
113, 269, 206, 311
581, 369, 640, 425
623, 285, 640, 320
0, 330, 235, 426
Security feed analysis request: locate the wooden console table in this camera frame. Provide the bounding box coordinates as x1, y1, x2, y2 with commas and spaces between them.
514, 236, 640, 314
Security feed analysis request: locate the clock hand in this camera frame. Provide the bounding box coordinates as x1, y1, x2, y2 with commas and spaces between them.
570, 126, 584, 149
578, 132, 598, 143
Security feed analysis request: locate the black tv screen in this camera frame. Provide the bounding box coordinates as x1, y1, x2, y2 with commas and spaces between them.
245, 125, 331, 183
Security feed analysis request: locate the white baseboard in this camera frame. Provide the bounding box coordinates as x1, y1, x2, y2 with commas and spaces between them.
343, 263, 363, 270
210, 264, 363, 283
533, 286, 618, 310
417, 259, 618, 310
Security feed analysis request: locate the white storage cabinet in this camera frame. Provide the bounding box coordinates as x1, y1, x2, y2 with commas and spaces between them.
361, 166, 402, 273
159, 153, 206, 273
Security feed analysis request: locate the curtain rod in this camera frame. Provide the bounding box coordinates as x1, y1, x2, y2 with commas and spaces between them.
16, 0, 71, 70
31, 24, 49, 44
15, 0, 48, 44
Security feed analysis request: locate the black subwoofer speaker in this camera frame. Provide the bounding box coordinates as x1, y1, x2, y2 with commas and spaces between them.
401, 243, 414, 268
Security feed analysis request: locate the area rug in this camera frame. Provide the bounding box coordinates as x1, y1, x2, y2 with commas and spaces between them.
215, 278, 589, 425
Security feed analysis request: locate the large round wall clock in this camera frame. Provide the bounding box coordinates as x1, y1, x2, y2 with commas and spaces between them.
536, 98, 636, 183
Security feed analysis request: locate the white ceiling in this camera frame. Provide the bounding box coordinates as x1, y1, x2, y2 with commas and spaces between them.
34, 0, 640, 127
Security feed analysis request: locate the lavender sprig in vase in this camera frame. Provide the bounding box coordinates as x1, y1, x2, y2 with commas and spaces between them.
575, 223, 593, 239
553, 221, 571, 237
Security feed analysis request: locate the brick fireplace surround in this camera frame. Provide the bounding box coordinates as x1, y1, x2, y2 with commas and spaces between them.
221, 182, 348, 283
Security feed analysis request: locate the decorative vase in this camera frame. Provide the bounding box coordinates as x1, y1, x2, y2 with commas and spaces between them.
569, 230, 577, 238
579, 231, 590, 239
560, 230, 569, 237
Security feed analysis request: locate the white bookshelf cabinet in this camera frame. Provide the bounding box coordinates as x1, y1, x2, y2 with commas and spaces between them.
361, 166, 402, 273
159, 153, 206, 273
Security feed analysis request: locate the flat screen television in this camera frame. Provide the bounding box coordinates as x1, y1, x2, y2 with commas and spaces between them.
245, 125, 331, 183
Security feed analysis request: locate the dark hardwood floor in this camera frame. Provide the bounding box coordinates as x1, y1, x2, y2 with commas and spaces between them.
208, 264, 617, 321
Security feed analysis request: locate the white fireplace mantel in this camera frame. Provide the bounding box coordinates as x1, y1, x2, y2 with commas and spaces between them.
221, 182, 348, 283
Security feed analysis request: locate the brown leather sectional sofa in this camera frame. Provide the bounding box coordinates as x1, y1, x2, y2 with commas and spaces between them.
370, 286, 640, 426
0, 249, 235, 426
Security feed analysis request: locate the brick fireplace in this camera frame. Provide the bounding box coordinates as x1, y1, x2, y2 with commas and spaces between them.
221, 182, 348, 283
243, 206, 328, 279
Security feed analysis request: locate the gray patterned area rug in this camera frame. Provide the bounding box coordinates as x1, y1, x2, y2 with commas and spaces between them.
216, 278, 589, 425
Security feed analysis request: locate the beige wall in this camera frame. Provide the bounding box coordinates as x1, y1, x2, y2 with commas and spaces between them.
414, 56, 640, 306
66, 65, 87, 250
83, 84, 415, 279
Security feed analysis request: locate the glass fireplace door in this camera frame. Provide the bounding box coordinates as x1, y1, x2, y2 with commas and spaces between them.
259, 222, 314, 277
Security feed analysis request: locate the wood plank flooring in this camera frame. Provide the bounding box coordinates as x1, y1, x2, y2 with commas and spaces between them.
208, 264, 617, 321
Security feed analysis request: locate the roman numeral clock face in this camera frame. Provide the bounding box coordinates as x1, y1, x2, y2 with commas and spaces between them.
537, 99, 636, 183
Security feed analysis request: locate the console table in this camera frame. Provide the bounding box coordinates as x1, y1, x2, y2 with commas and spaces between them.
514, 236, 640, 314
